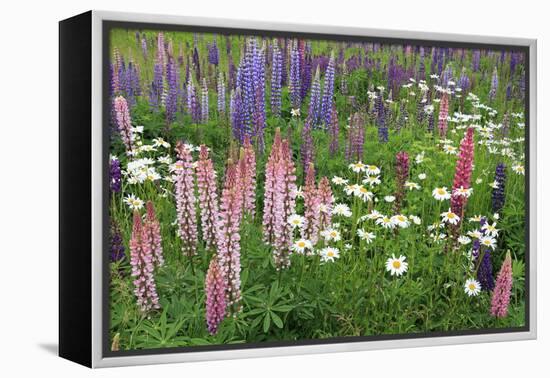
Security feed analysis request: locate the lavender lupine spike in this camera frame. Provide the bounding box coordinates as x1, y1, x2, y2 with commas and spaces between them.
113, 95, 134, 155
329, 105, 340, 156
141, 34, 148, 59
346, 112, 365, 162
130, 212, 160, 313
186, 79, 201, 123
289, 40, 302, 109
217, 72, 226, 116
208, 39, 219, 66
489, 67, 499, 101
308, 67, 322, 128
196, 145, 219, 250
149, 59, 164, 112
272, 140, 297, 269
205, 255, 226, 334
320, 52, 336, 128
216, 160, 243, 315
144, 201, 164, 267
491, 251, 513, 318
301, 45, 313, 100
110, 220, 125, 262
109, 156, 122, 193
475, 218, 495, 291
376, 94, 388, 143
165, 57, 179, 124
270, 41, 283, 117
492, 163, 507, 213
230, 89, 245, 143
200, 78, 209, 123
262, 129, 283, 244
175, 142, 198, 257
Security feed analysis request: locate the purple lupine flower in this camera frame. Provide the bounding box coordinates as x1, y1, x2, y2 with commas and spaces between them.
394, 151, 409, 213
472, 49, 480, 72
208, 39, 219, 66
230, 88, 245, 143
301, 44, 312, 100
506, 83, 512, 101
329, 105, 339, 156
186, 79, 201, 123
149, 60, 164, 112
396, 101, 408, 132
489, 67, 498, 101
110, 220, 125, 262
376, 93, 388, 143
309, 67, 322, 128
289, 40, 302, 109
192, 44, 201, 82
492, 163, 507, 213
345, 112, 365, 162
217, 72, 226, 116
270, 40, 283, 117
417, 46, 425, 81
458, 68, 470, 93
320, 53, 336, 128
165, 57, 179, 124
252, 44, 266, 151
281, 39, 288, 86
109, 156, 122, 193
340, 61, 348, 96
475, 218, 495, 291
201, 78, 209, 123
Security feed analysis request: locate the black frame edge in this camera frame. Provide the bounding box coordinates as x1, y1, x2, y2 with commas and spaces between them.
59, 10, 93, 368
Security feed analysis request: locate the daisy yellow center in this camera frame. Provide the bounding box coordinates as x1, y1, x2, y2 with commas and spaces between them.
330, 231, 338, 237
447, 213, 456, 219
468, 283, 476, 290
297, 241, 306, 248
292, 220, 300, 225
369, 166, 377, 171
397, 216, 406, 222
327, 251, 335, 257
437, 189, 446, 195
483, 240, 491, 245
392, 261, 401, 269
360, 187, 368, 193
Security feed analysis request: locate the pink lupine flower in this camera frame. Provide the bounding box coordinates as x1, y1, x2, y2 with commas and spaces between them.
113, 95, 134, 155
130, 211, 160, 313
490, 251, 513, 318
302, 163, 321, 244
438, 92, 449, 138
196, 145, 219, 250
451, 127, 475, 219
240, 137, 257, 217
175, 142, 198, 257
262, 128, 283, 244
317, 176, 333, 231
205, 255, 226, 334
143, 201, 164, 267
272, 139, 297, 269
216, 160, 243, 315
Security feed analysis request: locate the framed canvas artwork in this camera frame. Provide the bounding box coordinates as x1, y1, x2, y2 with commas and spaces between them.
59, 10, 537, 368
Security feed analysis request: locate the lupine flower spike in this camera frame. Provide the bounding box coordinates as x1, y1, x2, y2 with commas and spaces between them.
491, 251, 513, 318
205, 255, 226, 334
175, 142, 198, 257
196, 145, 219, 250
144, 201, 164, 267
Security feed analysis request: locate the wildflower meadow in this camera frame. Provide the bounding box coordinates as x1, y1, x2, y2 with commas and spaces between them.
108, 28, 527, 351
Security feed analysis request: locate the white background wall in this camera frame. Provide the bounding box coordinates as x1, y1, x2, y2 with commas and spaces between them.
0, 0, 546, 376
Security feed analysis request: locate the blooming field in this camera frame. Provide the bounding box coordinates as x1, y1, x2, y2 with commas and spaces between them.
108, 28, 527, 351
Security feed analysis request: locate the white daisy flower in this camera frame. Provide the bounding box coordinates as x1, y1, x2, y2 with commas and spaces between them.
288, 214, 305, 229
291, 108, 301, 117
512, 163, 525, 175
320, 227, 342, 242
453, 186, 473, 198
157, 155, 172, 165
355, 185, 374, 201
385, 254, 408, 276
415, 152, 425, 164
365, 165, 381, 176
391, 214, 410, 228
469, 214, 483, 223
479, 235, 497, 250
349, 161, 367, 173
418, 173, 427, 180
384, 195, 396, 203
404, 181, 421, 190
458, 236, 471, 245
366, 209, 383, 220
319, 247, 340, 263
357, 229, 376, 243
443, 145, 458, 155
467, 230, 483, 239
344, 184, 359, 196
124, 194, 144, 211
376, 216, 395, 229
432, 187, 451, 201
293, 186, 304, 199
482, 222, 499, 237
363, 175, 381, 187
441, 209, 460, 225
409, 215, 422, 225
332, 203, 352, 217
152, 137, 171, 148
464, 278, 481, 297
489, 181, 499, 189
291, 239, 312, 254
331, 176, 348, 186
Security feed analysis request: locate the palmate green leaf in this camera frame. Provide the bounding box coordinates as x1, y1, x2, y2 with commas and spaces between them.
272, 304, 294, 313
